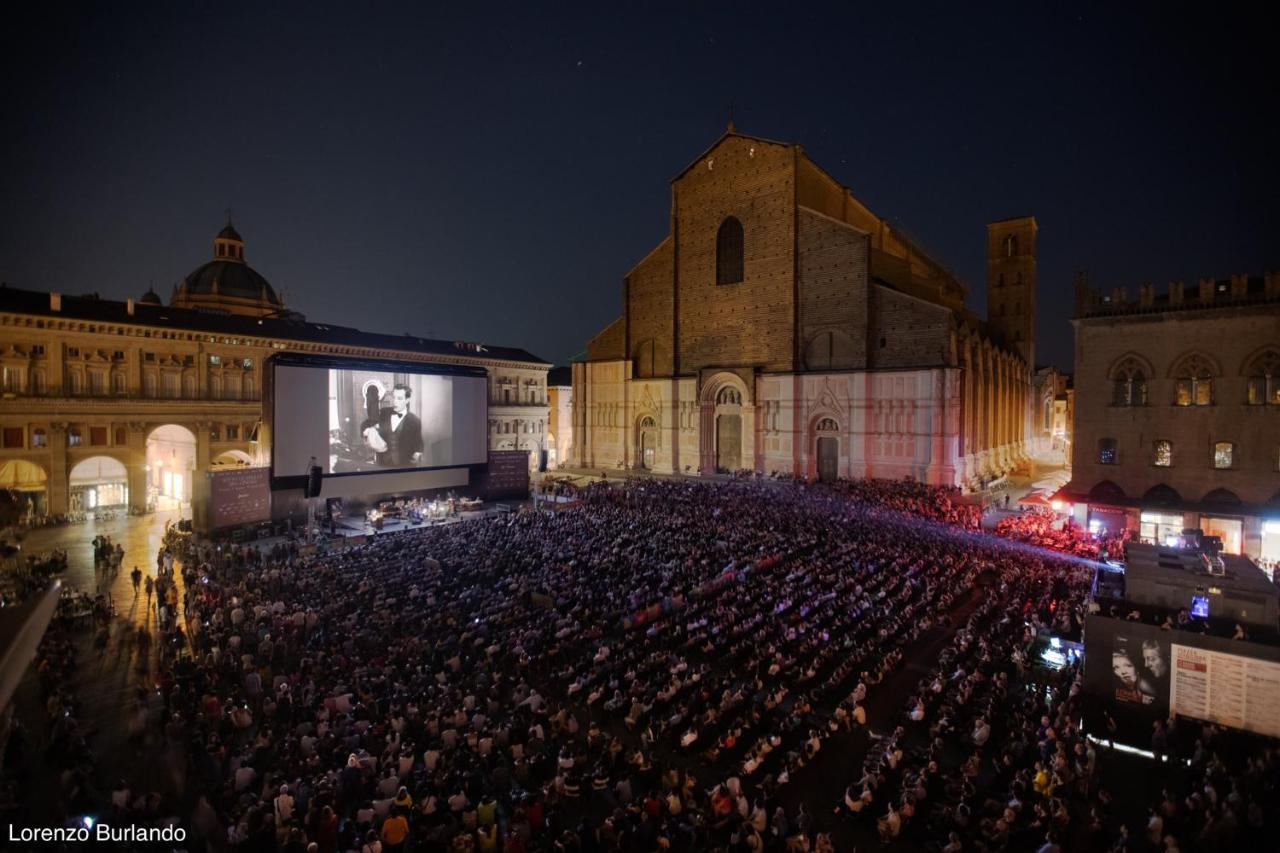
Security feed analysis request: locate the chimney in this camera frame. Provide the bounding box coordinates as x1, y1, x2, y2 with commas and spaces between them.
1230, 273, 1248, 298
1198, 277, 1215, 302
50, 292, 62, 312
1139, 282, 1155, 307
1169, 281, 1184, 305
127, 298, 135, 316
1073, 271, 1092, 315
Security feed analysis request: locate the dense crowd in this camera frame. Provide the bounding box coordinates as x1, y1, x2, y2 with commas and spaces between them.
994, 509, 1130, 561
5, 476, 1278, 851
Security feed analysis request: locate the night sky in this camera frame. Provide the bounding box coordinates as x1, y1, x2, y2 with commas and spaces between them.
2, 2, 1274, 370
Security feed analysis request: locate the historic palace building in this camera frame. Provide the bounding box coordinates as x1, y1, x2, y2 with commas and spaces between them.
1063, 273, 1280, 563
0, 223, 550, 525
571, 126, 1034, 486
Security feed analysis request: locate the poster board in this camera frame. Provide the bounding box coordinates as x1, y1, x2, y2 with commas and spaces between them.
1170, 644, 1280, 738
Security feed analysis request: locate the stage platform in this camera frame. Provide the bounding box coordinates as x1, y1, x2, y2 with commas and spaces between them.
325, 505, 517, 538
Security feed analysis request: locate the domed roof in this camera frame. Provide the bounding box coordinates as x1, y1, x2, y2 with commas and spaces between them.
139, 286, 162, 305
172, 221, 285, 316
181, 259, 281, 304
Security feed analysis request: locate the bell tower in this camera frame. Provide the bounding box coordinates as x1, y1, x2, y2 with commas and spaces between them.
986, 216, 1036, 367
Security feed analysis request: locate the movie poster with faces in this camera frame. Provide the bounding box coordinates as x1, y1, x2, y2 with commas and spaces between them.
1085, 616, 1173, 717
1110, 632, 1171, 712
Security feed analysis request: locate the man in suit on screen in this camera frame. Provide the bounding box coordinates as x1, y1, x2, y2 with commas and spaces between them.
364, 383, 424, 467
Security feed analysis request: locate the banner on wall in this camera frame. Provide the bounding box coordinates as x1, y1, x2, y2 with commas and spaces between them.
209, 467, 271, 529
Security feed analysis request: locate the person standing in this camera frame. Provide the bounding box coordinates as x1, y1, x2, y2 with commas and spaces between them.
365, 384, 423, 468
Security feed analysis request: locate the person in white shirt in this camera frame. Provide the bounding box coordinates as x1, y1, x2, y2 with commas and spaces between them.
274, 784, 295, 825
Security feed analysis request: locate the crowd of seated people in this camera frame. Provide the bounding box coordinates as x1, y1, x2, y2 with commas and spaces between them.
11, 474, 1278, 850
995, 508, 1130, 561
824, 479, 982, 530
33, 479, 1001, 851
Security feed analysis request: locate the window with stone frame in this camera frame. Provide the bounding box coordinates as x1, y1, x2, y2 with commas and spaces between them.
1213, 441, 1234, 470
1245, 350, 1280, 405
1109, 358, 1148, 407
1172, 353, 1214, 406
1098, 437, 1118, 465
1153, 439, 1173, 467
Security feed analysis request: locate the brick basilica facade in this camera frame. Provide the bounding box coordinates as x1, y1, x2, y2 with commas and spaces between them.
571, 127, 1033, 487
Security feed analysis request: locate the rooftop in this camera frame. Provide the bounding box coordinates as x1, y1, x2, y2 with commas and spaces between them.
0, 285, 549, 366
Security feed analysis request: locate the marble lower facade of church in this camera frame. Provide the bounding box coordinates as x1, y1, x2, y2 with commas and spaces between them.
571, 361, 1027, 487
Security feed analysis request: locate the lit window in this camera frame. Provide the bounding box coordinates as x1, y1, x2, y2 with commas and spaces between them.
68, 427, 82, 447
209, 355, 221, 365
1213, 442, 1234, 470
1105, 361, 1146, 404
1153, 439, 1172, 467
1172, 353, 1214, 406
31, 427, 47, 448
1098, 438, 1118, 465
242, 358, 254, 369
1245, 350, 1280, 405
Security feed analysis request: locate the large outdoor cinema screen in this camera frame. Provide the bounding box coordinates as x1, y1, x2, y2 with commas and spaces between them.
270, 354, 488, 480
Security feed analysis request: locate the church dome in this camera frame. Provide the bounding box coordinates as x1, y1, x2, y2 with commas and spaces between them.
171, 220, 285, 317
138, 286, 162, 305
181, 259, 280, 304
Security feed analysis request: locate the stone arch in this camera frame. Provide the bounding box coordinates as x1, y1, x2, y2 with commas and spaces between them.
146, 423, 198, 509
1088, 480, 1127, 502
636, 413, 659, 470
700, 372, 751, 473
1141, 484, 1182, 506
632, 339, 657, 379
1240, 345, 1280, 377
803, 330, 859, 371
700, 372, 750, 406
1167, 350, 1220, 380
1202, 488, 1242, 507
809, 413, 842, 483
212, 449, 253, 466
1107, 352, 1155, 381
69, 455, 129, 511
1242, 346, 1280, 405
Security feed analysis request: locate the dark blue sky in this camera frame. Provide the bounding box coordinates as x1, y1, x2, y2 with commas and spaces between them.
2, 2, 1274, 369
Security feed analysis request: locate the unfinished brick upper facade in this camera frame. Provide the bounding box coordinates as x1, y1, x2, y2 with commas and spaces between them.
572, 127, 1033, 486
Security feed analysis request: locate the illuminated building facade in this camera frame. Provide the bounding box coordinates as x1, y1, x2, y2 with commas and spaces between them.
1064, 273, 1280, 563
0, 224, 549, 527
572, 127, 1034, 487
